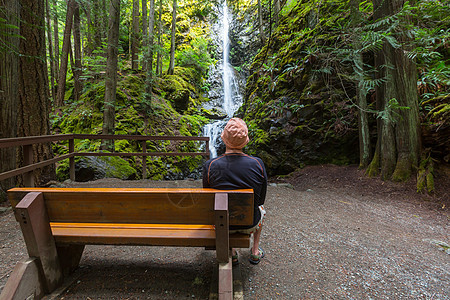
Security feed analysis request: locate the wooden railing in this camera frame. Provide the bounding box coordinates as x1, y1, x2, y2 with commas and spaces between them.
0, 134, 210, 186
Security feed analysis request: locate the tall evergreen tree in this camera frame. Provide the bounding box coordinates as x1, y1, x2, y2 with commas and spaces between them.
52, 0, 59, 75
368, 0, 421, 181
56, 0, 75, 106
131, 0, 140, 70
45, 0, 56, 104
142, 0, 148, 71
350, 0, 371, 168
156, 0, 163, 76
144, 0, 155, 114
167, 0, 176, 75
18, 0, 56, 185
73, 0, 82, 101
101, 0, 121, 151
0, 0, 20, 200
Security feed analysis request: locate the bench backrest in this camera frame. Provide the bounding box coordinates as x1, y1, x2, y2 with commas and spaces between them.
8, 188, 254, 226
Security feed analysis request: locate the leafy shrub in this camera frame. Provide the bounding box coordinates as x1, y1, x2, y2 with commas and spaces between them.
176, 37, 213, 75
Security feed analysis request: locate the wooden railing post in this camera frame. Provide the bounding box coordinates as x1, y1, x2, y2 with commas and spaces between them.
69, 138, 75, 181
23, 145, 34, 187
142, 140, 147, 179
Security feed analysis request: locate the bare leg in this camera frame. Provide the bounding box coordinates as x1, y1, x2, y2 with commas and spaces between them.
251, 224, 263, 256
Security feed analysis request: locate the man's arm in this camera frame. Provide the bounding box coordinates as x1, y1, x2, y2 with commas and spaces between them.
259, 158, 268, 206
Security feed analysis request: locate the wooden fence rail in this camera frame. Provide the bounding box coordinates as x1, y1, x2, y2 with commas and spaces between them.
0, 134, 210, 186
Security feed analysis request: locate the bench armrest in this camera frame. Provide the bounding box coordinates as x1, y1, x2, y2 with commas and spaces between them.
214, 193, 229, 263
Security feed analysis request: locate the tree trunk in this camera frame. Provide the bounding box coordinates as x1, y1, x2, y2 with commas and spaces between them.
350, 0, 371, 168
357, 87, 371, 168
258, 0, 266, 44
52, 0, 59, 75
131, 0, 140, 70
148, 0, 155, 73
56, 0, 75, 107
142, 0, 148, 71
73, 0, 82, 101
101, 0, 121, 152
45, 0, 56, 104
144, 0, 155, 113
167, 0, 176, 75
82, 2, 94, 56
273, 0, 280, 26
18, 0, 56, 186
0, 0, 20, 200
92, 0, 104, 51
102, 0, 108, 41
371, 0, 421, 181
156, 0, 163, 76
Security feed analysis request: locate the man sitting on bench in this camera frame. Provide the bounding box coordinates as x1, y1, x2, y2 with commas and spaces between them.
203, 118, 268, 265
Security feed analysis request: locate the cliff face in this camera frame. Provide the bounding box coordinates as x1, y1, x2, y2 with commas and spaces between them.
234, 0, 359, 175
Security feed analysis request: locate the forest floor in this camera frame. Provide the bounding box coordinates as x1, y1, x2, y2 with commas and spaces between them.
0, 164, 449, 299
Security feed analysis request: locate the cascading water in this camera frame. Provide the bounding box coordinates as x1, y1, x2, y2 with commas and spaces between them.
203, 1, 243, 158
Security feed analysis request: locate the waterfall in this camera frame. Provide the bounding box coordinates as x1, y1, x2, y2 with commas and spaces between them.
203, 1, 243, 158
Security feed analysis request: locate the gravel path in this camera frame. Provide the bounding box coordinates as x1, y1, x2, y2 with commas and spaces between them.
1, 166, 449, 299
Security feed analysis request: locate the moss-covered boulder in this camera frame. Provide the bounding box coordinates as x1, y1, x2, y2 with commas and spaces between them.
57, 156, 137, 182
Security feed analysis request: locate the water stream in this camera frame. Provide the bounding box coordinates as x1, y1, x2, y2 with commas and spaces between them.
203, 1, 243, 158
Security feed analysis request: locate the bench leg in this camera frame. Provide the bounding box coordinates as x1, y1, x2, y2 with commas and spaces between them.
0, 258, 46, 300
217, 256, 233, 300
57, 245, 85, 277
14, 192, 63, 293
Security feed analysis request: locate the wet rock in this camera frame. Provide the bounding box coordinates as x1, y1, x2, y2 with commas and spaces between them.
201, 107, 227, 120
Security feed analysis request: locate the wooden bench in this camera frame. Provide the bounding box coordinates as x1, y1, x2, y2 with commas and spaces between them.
1, 188, 254, 300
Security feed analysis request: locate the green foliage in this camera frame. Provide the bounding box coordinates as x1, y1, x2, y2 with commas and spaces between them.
376, 98, 411, 123
176, 36, 213, 75
80, 46, 108, 81
0, 15, 22, 53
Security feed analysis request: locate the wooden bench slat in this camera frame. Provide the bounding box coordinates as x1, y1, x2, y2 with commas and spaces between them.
8, 188, 254, 227
51, 223, 215, 230
50, 223, 250, 248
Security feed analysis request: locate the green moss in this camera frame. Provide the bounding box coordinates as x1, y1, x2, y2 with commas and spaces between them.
179, 114, 209, 136
56, 160, 70, 181
79, 84, 105, 110
101, 156, 137, 180
58, 105, 103, 134
392, 158, 412, 182
366, 149, 380, 178
417, 153, 434, 194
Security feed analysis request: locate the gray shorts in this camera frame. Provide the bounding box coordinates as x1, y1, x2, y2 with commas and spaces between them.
230, 205, 266, 234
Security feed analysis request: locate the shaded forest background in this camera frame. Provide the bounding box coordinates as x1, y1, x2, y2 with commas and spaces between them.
0, 0, 449, 201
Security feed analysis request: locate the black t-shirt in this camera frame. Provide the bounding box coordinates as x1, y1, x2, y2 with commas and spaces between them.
202, 153, 267, 229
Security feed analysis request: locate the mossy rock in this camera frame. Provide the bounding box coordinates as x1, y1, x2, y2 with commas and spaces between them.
59, 156, 138, 182
170, 89, 190, 112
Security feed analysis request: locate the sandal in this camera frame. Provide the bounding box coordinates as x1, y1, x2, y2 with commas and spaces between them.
232, 254, 239, 266
249, 247, 265, 265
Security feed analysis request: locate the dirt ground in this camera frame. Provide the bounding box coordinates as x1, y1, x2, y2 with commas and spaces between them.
1, 165, 449, 299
